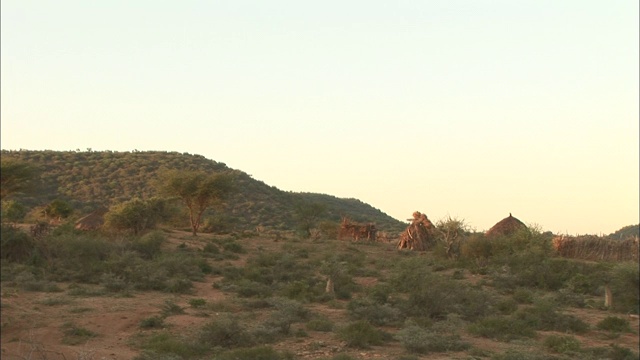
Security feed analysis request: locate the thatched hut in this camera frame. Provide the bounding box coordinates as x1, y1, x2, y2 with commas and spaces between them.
74, 207, 108, 231
486, 213, 527, 238
397, 211, 437, 251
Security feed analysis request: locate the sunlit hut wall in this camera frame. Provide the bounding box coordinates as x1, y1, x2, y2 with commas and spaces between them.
552, 235, 639, 262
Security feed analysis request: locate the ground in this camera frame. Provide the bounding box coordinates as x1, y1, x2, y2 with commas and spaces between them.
1, 229, 638, 360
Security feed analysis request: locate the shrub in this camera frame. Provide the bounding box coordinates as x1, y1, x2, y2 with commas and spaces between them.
514, 299, 589, 334
131, 231, 166, 259
137, 331, 204, 358
189, 298, 207, 308
596, 316, 632, 333
140, 316, 165, 329
306, 317, 334, 332
0, 224, 35, 262
347, 297, 403, 326
512, 288, 534, 304
543, 334, 581, 354
161, 299, 185, 316
396, 325, 470, 354
214, 346, 295, 360
100, 272, 128, 292
61, 322, 98, 345
609, 262, 640, 314
337, 321, 387, 349
468, 316, 536, 341
198, 314, 254, 348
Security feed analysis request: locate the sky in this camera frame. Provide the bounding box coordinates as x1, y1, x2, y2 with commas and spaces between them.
1, 1, 638, 235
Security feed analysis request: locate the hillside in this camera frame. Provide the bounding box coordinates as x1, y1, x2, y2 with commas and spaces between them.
0, 150, 406, 233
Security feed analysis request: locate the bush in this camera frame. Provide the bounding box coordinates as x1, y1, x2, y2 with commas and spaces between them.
543, 334, 581, 354
189, 298, 207, 308
61, 322, 98, 345
514, 299, 589, 334
396, 325, 469, 354
137, 331, 205, 358
0, 224, 35, 262
140, 316, 165, 329
337, 321, 386, 349
609, 263, 640, 314
306, 317, 334, 332
596, 316, 632, 333
198, 314, 254, 348
347, 297, 403, 326
131, 231, 166, 259
468, 316, 536, 341
214, 346, 295, 360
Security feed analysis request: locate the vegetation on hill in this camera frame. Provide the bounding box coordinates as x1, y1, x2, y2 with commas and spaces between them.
0, 150, 406, 233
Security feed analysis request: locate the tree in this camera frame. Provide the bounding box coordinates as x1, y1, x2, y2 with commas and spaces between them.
157, 170, 235, 236
105, 197, 172, 235
1, 200, 28, 223
294, 201, 326, 238
43, 199, 74, 222
0, 160, 37, 200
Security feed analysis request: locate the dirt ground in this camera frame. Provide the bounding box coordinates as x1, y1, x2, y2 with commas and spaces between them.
1, 230, 638, 360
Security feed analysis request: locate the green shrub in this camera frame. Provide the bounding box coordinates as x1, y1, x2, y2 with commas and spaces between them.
543, 334, 581, 354
512, 288, 535, 304
198, 314, 254, 348
491, 349, 559, 360
131, 231, 166, 259
337, 321, 386, 349
139, 316, 165, 329
347, 297, 403, 326
214, 346, 295, 360
583, 344, 640, 360
597, 316, 632, 333
100, 272, 128, 292
189, 298, 207, 308
137, 331, 204, 358
468, 316, 536, 341
514, 299, 589, 334
222, 241, 246, 254
1, 224, 35, 262
396, 325, 470, 354
609, 262, 640, 314
306, 317, 334, 332
62, 322, 98, 345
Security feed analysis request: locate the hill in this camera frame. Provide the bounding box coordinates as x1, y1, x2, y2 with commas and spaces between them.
0, 149, 406, 233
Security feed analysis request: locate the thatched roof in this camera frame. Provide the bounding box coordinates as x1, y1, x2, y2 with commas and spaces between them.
486, 213, 527, 238
74, 207, 108, 231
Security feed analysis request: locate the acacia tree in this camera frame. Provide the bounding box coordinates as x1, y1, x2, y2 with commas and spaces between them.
158, 170, 235, 236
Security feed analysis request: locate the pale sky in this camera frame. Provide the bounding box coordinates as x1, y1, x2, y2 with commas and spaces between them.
2, 1, 638, 235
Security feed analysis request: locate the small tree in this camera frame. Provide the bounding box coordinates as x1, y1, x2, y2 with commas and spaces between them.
1, 200, 28, 223
294, 201, 326, 238
436, 216, 470, 259
105, 197, 172, 235
0, 160, 37, 200
43, 199, 74, 222
157, 170, 235, 236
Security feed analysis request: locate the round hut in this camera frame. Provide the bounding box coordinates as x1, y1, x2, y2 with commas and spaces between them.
486, 213, 527, 238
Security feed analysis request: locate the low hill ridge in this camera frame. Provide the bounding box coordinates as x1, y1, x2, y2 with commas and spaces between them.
1, 150, 406, 232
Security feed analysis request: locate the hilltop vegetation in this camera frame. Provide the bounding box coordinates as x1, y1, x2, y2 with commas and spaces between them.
0, 150, 405, 233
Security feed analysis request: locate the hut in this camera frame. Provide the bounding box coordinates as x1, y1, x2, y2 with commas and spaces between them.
486, 213, 527, 238
74, 207, 108, 231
